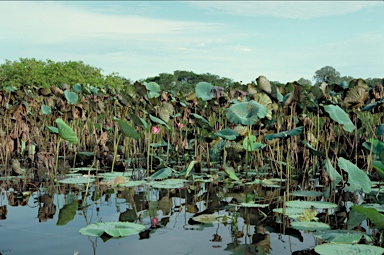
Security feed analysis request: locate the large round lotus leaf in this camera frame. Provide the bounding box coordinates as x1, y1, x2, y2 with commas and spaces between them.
235, 202, 269, 208
144, 82, 161, 98
291, 190, 324, 197
338, 157, 371, 193
273, 207, 305, 216
59, 176, 96, 184
195, 82, 214, 100
290, 221, 330, 231
315, 244, 384, 255
118, 180, 147, 187
214, 129, 238, 140
79, 222, 145, 238
64, 90, 78, 105
148, 179, 188, 189
193, 214, 233, 224
324, 105, 355, 133
226, 101, 268, 125
286, 200, 338, 209
344, 86, 369, 109
313, 230, 373, 244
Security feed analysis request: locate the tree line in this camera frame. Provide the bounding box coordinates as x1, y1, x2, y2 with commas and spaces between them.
0, 58, 382, 91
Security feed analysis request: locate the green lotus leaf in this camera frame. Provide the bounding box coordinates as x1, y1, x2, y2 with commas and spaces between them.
116, 119, 140, 140
191, 113, 212, 130
290, 190, 324, 197
149, 114, 170, 129
46, 125, 58, 134
148, 167, 173, 180
144, 81, 161, 98
324, 105, 355, 133
195, 82, 214, 101
72, 83, 82, 93
372, 161, 384, 179
286, 200, 338, 209
291, 221, 330, 231
264, 126, 303, 140
193, 214, 232, 224
243, 134, 266, 151
56, 194, 77, 226
148, 179, 188, 189
377, 124, 384, 136
351, 205, 384, 229
315, 244, 384, 255
118, 180, 147, 187
338, 157, 371, 193
59, 176, 95, 184
214, 128, 238, 141
314, 230, 372, 244
64, 90, 78, 105
363, 138, 384, 156
324, 159, 342, 185
226, 100, 268, 126
41, 104, 52, 115
223, 165, 240, 182
273, 207, 305, 216
55, 118, 78, 144
79, 222, 145, 238
302, 141, 325, 157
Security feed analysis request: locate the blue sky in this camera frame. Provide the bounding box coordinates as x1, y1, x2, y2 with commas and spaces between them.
1, 1, 383, 84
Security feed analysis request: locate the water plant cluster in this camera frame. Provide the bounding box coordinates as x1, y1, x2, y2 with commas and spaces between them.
1, 73, 384, 254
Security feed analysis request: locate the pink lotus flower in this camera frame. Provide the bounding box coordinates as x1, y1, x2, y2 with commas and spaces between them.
176, 122, 184, 129
152, 126, 160, 134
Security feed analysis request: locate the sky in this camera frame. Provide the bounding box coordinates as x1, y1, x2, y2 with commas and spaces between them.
1, 1, 383, 84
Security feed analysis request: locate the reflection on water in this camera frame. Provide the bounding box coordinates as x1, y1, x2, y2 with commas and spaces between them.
0, 174, 318, 255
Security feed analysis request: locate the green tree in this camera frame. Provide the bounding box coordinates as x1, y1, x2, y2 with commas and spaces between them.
297, 78, 312, 86
0, 58, 124, 89
313, 66, 341, 84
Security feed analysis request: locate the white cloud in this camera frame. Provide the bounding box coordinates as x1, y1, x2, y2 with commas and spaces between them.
0, 2, 215, 44
188, 1, 383, 20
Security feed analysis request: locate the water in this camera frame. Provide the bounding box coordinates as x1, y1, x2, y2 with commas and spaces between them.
0, 180, 317, 255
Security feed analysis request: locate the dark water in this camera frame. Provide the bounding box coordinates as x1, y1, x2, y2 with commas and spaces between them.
0, 180, 316, 255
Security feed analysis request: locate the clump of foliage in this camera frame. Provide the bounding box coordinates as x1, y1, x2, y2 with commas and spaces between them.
0, 58, 127, 89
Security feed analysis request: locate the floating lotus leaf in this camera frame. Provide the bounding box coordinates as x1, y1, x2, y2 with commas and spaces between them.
144, 82, 161, 98
235, 202, 269, 208
338, 157, 371, 193
116, 119, 140, 140
290, 221, 330, 231
314, 230, 373, 244
226, 100, 268, 125
214, 128, 238, 141
118, 180, 147, 187
344, 86, 369, 109
148, 179, 188, 189
286, 200, 338, 209
64, 90, 78, 105
195, 82, 214, 101
264, 126, 303, 140
324, 105, 355, 133
56, 118, 78, 144
59, 176, 96, 184
290, 190, 324, 197
315, 244, 384, 255
79, 222, 145, 238
273, 207, 305, 216
193, 214, 232, 224
41, 104, 52, 115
